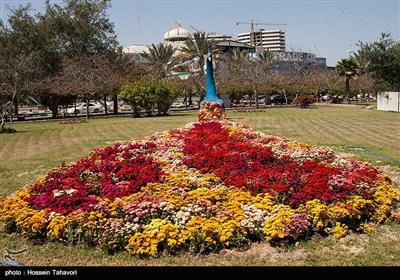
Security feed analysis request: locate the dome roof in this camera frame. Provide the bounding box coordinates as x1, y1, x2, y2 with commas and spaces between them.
164, 21, 192, 41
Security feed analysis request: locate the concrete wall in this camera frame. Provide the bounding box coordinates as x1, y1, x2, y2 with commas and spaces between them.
377, 92, 400, 112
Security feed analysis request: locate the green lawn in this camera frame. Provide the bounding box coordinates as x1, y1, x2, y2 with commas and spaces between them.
0, 104, 399, 266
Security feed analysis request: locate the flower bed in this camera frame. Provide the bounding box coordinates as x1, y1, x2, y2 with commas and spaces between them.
198, 102, 226, 121
0, 105, 399, 257
59, 119, 86, 124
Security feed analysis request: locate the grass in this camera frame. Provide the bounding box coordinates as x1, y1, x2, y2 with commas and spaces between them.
227, 105, 400, 167
0, 104, 399, 266
0, 224, 399, 266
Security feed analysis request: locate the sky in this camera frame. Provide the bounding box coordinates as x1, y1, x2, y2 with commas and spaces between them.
0, 0, 399, 67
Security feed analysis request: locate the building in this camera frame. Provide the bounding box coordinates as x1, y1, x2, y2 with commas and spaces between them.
122, 44, 150, 61
207, 32, 233, 42
122, 21, 325, 68
163, 21, 192, 54
123, 20, 192, 58
237, 29, 285, 52
215, 40, 254, 53
273, 51, 327, 69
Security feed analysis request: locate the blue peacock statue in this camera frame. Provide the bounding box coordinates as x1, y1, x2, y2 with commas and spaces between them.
201, 52, 224, 106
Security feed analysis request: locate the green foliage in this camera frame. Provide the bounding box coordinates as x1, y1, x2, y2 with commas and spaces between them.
335, 58, 359, 103
356, 33, 400, 91
180, 32, 219, 99
120, 78, 181, 117
141, 43, 178, 78
42, 0, 119, 56
0, 0, 121, 119
154, 80, 181, 116
181, 32, 219, 61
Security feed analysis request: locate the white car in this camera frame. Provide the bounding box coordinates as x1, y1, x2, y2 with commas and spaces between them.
67, 103, 104, 115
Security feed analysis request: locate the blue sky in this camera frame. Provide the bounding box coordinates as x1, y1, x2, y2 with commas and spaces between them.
1, 0, 399, 66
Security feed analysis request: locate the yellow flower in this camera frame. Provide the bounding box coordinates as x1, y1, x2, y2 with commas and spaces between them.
373, 176, 399, 223
304, 199, 330, 230
47, 215, 66, 241
360, 223, 374, 234
332, 222, 348, 239
263, 207, 292, 241
253, 194, 275, 212
126, 219, 184, 256
328, 203, 350, 220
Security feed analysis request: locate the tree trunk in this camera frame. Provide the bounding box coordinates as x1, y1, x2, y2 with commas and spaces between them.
51, 102, 58, 119
282, 89, 288, 105
345, 78, 351, 104
0, 115, 5, 133
113, 93, 118, 114
254, 87, 259, 109
13, 95, 18, 116
103, 96, 108, 115
85, 97, 90, 119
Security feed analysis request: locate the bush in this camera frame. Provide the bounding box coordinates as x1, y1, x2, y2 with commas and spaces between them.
294, 95, 317, 108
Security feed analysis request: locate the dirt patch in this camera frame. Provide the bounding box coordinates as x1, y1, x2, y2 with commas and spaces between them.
338, 233, 369, 255
223, 242, 277, 258
221, 241, 309, 265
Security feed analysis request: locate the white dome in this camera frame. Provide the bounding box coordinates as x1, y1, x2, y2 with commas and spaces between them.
164, 21, 192, 42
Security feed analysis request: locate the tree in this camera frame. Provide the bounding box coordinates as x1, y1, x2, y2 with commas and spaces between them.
41, 0, 118, 56
35, 0, 120, 117
217, 48, 249, 106
0, 4, 45, 118
0, 4, 45, 130
335, 58, 359, 103
141, 43, 178, 78
0, 0, 121, 119
356, 33, 400, 92
242, 50, 276, 108
308, 67, 341, 102
154, 79, 181, 116
217, 48, 277, 108
351, 73, 376, 100
180, 32, 219, 102
120, 78, 180, 117
57, 53, 120, 118
0, 53, 40, 131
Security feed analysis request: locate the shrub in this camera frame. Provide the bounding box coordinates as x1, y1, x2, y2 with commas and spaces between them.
294, 95, 317, 108
0, 127, 17, 133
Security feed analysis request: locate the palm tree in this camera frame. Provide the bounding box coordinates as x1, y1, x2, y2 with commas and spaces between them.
257, 50, 276, 66
228, 48, 249, 62
141, 43, 178, 78
335, 58, 359, 103
180, 32, 219, 101
181, 31, 219, 71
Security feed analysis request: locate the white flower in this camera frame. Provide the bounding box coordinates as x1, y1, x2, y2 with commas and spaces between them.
54, 190, 65, 198
66, 188, 77, 195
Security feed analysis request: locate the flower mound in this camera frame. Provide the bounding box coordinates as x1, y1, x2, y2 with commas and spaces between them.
198, 101, 226, 121
0, 116, 399, 257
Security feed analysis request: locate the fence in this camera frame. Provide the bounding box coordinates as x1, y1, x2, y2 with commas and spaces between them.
377, 92, 400, 112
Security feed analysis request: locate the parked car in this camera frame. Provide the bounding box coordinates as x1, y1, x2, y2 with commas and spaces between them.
67, 103, 104, 115
269, 94, 292, 105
